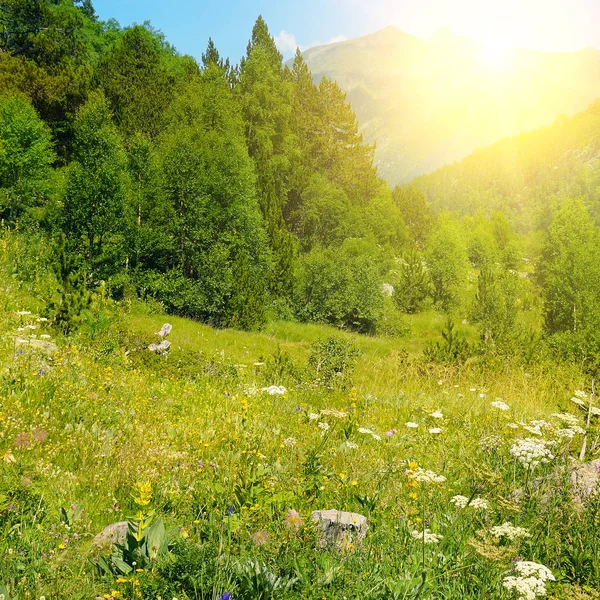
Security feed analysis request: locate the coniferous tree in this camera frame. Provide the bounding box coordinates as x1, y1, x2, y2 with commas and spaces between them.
238, 16, 296, 296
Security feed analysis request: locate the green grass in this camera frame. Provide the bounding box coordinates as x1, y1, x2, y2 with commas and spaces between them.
0, 265, 598, 600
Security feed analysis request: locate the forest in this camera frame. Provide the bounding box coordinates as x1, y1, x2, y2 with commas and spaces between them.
2, 0, 600, 374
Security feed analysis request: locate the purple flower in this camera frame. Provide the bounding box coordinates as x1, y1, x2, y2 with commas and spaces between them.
386, 431, 394, 438
218, 594, 232, 600
228, 506, 233, 517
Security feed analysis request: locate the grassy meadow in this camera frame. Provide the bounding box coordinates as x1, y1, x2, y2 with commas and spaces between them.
1, 246, 599, 600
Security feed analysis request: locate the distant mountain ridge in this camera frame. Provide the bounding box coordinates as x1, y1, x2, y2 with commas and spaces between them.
411, 99, 600, 230
294, 27, 600, 184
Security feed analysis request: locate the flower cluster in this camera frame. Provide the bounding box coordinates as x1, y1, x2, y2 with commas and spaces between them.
510, 438, 555, 469
503, 561, 555, 599
450, 495, 488, 510
490, 522, 531, 541
410, 529, 443, 544
491, 400, 510, 411
408, 467, 446, 484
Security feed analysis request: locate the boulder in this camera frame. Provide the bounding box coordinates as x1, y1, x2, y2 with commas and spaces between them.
93, 521, 129, 549
148, 340, 171, 354
311, 509, 368, 549
155, 323, 172, 339
14, 337, 58, 354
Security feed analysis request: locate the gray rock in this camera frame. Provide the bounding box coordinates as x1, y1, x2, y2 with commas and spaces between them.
15, 337, 58, 354
311, 509, 368, 549
513, 458, 600, 508
148, 340, 171, 354
156, 323, 172, 339
93, 521, 129, 549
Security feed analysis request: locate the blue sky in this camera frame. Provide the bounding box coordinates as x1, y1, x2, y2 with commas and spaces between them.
92, 0, 600, 64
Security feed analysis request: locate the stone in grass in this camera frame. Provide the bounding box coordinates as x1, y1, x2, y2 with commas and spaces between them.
14, 337, 58, 354
148, 340, 171, 354
311, 509, 368, 549
156, 323, 172, 339
93, 521, 129, 550
513, 458, 600, 508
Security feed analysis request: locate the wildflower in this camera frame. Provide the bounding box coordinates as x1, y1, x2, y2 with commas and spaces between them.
491, 400, 510, 411
554, 426, 586, 438
14, 432, 31, 449
430, 411, 444, 419
3, 450, 16, 463
372, 434, 382, 441
450, 495, 488, 510
503, 560, 555, 600
133, 481, 153, 506
32, 428, 48, 443
479, 393, 487, 399
551, 413, 579, 426
282, 437, 297, 447
345, 441, 358, 449
507, 423, 520, 429
318, 421, 330, 431
405, 422, 419, 428
262, 385, 286, 395
321, 409, 347, 418
410, 529, 443, 544
386, 430, 394, 437
218, 594, 232, 600
285, 509, 303, 531
510, 438, 554, 469
408, 467, 446, 484
428, 428, 442, 434
252, 530, 270, 546
358, 427, 373, 434
308, 413, 320, 420
490, 522, 531, 541
521, 424, 543, 436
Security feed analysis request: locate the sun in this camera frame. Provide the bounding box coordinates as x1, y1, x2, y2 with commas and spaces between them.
480, 39, 510, 69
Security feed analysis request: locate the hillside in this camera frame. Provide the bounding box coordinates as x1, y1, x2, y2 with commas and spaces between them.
298, 27, 600, 185
411, 99, 600, 229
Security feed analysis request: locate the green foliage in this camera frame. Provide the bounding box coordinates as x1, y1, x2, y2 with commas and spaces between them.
0, 94, 54, 222
394, 250, 431, 314
424, 318, 474, 364
294, 239, 384, 333
392, 185, 432, 247
48, 234, 90, 334
472, 263, 519, 346
63, 90, 128, 271
307, 336, 359, 388
425, 215, 469, 311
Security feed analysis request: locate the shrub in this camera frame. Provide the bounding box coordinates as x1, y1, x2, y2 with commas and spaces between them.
307, 336, 359, 388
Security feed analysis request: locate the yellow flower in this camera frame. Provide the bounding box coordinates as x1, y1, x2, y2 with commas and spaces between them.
133, 481, 152, 506
408, 492, 418, 501
351, 480, 358, 486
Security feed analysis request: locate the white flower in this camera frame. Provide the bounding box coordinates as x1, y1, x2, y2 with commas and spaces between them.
262, 385, 286, 395
345, 441, 358, 449
450, 495, 488, 510
571, 396, 586, 407
40, 334, 51, 340
409, 467, 446, 484
521, 424, 543, 436
16, 310, 31, 316
428, 428, 442, 434
470, 388, 476, 392
318, 422, 330, 431
554, 426, 586, 438
479, 393, 487, 399
507, 423, 520, 429
308, 413, 320, 420
551, 413, 580, 426
503, 561, 555, 600
490, 522, 531, 541
321, 409, 348, 418
282, 437, 297, 447
430, 411, 444, 419
410, 529, 443, 544
405, 422, 419, 429
358, 427, 373, 434
510, 438, 554, 469
574, 390, 588, 399
372, 434, 382, 441
491, 400, 510, 411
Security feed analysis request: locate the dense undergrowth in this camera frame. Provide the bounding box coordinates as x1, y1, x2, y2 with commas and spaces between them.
1, 234, 600, 600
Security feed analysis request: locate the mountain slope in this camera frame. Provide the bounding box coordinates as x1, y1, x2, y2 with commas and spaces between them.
411, 100, 600, 230
298, 27, 600, 184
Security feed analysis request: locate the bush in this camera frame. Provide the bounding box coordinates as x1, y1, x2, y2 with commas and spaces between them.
307, 336, 359, 388
293, 239, 384, 333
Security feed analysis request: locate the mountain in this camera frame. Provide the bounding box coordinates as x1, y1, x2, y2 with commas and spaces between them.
296, 27, 600, 185
411, 100, 600, 230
